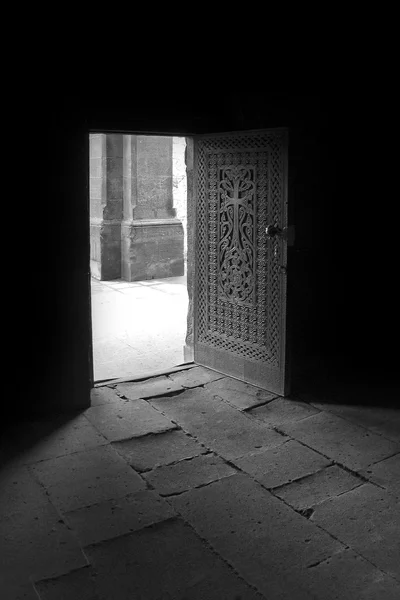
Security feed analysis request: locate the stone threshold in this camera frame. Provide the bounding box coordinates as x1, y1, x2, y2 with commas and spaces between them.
94, 362, 196, 388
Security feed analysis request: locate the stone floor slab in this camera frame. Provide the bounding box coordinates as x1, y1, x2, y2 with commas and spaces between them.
35, 566, 98, 600
281, 411, 400, 470
150, 388, 287, 460
274, 464, 362, 510
0, 465, 49, 516
171, 473, 343, 599
0, 414, 107, 466
305, 549, 400, 600
31, 445, 145, 512
311, 483, 400, 580
90, 386, 123, 406
250, 397, 320, 426
112, 429, 207, 472
84, 518, 264, 600
204, 376, 277, 410
0, 501, 88, 583
362, 452, 400, 497
116, 375, 184, 399
233, 440, 331, 489
2, 578, 42, 600
64, 490, 176, 546
305, 399, 400, 443
84, 398, 177, 441
143, 453, 236, 496
168, 365, 225, 388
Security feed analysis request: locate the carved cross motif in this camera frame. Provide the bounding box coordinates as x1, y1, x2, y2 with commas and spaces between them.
218, 166, 256, 305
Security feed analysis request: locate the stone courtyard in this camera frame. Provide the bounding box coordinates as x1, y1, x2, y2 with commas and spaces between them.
91, 275, 188, 381
1, 366, 399, 599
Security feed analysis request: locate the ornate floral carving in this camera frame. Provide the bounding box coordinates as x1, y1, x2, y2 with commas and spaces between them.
218, 166, 256, 306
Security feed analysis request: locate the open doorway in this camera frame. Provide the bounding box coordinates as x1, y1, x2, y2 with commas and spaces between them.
89, 134, 188, 382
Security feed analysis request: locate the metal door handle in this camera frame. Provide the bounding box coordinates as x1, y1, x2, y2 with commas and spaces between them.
265, 225, 283, 238
265, 225, 295, 246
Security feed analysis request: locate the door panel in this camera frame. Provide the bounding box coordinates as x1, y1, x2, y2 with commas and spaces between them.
193, 129, 289, 395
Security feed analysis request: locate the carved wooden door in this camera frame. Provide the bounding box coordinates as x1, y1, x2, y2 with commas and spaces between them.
193, 128, 289, 395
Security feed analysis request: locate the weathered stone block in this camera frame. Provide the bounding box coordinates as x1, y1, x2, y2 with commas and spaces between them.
143, 453, 236, 496
305, 549, 400, 600
31, 445, 145, 512
361, 452, 400, 497
149, 388, 288, 460
116, 375, 183, 399
281, 411, 400, 470
90, 220, 121, 280
233, 440, 331, 489
0, 466, 50, 516
311, 483, 400, 580
308, 401, 400, 443
112, 429, 206, 472
249, 397, 320, 424
274, 464, 362, 509
35, 567, 98, 600
135, 136, 174, 220
0, 414, 107, 466
204, 376, 278, 410
168, 366, 224, 388
90, 385, 122, 406
121, 219, 184, 281
84, 399, 177, 442
171, 474, 343, 599
0, 501, 88, 582
83, 519, 263, 600
64, 490, 176, 546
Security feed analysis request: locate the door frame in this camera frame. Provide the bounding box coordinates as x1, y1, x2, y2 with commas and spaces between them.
87, 129, 196, 387
87, 127, 292, 396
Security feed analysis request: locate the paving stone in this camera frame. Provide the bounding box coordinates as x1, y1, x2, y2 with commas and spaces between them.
233, 440, 331, 489
83, 518, 263, 600
0, 414, 107, 466
35, 566, 98, 600
112, 429, 207, 472
143, 453, 236, 496
116, 375, 183, 399
362, 453, 400, 497
171, 473, 343, 599
274, 464, 362, 510
90, 385, 122, 406
311, 483, 400, 580
249, 397, 320, 426
31, 445, 145, 512
64, 490, 176, 546
0, 501, 88, 582
311, 402, 400, 443
84, 398, 177, 441
168, 365, 225, 388
281, 411, 400, 470
0, 465, 49, 516
150, 388, 287, 460
204, 376, 277, 410
2, 578, 42, 600
305, 549, 400, 600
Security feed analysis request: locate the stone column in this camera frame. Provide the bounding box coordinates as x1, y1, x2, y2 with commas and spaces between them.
90, 134, 123, 280
122, 135, 184, 281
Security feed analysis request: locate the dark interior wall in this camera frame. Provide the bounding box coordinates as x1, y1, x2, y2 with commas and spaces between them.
6, 91, 394, 421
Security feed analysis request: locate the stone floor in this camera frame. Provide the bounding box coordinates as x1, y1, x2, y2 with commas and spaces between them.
91, 275, 188, 382
1, 365, 399, 599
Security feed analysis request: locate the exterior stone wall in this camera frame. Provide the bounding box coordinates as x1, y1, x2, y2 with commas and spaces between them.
90, 134, 122, 280
90, 134, 185, 282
